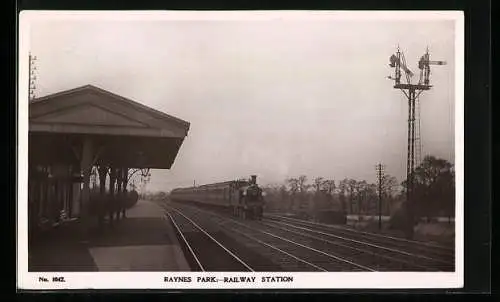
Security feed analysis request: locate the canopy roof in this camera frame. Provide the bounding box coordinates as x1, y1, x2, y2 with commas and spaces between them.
29, 85, 190, 169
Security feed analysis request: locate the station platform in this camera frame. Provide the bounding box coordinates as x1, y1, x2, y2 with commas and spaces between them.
28, 200, 190, 272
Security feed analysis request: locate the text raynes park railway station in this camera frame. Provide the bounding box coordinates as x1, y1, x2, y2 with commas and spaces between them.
28, 84, 190, 237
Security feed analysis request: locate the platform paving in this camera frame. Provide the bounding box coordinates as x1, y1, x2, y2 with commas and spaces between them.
28, 200, 190, 272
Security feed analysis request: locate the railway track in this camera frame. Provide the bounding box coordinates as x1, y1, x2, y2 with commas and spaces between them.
168, 202, 455, 272
187, 204, 448, 271
170, 203, 376, 272
260, 219, 452, 271
165, 206, 253, 272
265, 214, 455, 271
176, 205, 334, 272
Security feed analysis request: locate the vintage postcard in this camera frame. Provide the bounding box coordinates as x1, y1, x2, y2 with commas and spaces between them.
17, 10, 464, 290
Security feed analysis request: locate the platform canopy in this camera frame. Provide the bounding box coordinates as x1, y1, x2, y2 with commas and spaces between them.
29, 84, 190, 169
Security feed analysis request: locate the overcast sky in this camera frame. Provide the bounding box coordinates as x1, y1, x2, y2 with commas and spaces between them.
27, 12, 458, 192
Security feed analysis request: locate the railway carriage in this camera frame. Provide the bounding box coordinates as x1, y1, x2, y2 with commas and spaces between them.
170, 175, 264, 220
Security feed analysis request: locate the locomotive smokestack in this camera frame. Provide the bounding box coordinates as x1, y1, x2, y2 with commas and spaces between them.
251, 175, 257, 184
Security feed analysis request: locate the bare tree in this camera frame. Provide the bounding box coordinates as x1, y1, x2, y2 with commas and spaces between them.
297, 175, 310, 212
365, 183, 378, 214
381, 174, 399, 197
297, 175, 310, 193
126, 168, 151, 191
278, 184, 288, 211
355, 180, 368, 215
380, 174, 399, 213
410, 155, 455, 221
311, 177, 324, 219
338, 179, 350, 214
344, 178, 358, 214
322, 179, 336, 195
313, 177, 324, 192
286, 177, 299, 211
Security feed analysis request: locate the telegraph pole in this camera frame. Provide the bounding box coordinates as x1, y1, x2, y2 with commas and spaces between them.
29, 52, 37, 100
376, 163, 385, 230
387, 46, 446, 239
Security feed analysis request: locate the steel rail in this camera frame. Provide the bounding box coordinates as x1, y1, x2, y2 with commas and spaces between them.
259, 220, 433, 271
169, 206, 255, 272
165, 210, 205, 271
227, 224, 328, 272
268, 219, 454, 266
266, 214, 454, 252
178, 204, 374, 272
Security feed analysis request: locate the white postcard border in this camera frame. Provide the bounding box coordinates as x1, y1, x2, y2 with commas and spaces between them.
17, 10, 464, 290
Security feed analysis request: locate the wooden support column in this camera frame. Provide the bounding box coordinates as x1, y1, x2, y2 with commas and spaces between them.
116, 168, 123, 220
98, 166, 108, 229
108, 168, 116, 224
28, 165, 36, 235
122, 168, 128, 218
71, 136, 105, 231
80, 136, 93, 227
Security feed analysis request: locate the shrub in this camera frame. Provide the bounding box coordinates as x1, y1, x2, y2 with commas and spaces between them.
126, 190, 139, 208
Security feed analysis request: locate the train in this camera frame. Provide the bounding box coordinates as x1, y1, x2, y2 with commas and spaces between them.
169, 175, 265, 220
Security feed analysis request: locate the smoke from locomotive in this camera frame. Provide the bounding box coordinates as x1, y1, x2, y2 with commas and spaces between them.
169, 175, 265, 220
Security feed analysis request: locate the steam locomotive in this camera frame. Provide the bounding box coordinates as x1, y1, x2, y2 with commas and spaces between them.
169, 175, 265, 220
